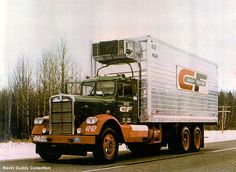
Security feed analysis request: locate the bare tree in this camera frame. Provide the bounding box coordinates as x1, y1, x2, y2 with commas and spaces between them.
37, 51, 59, 116
36, 39, 81, 115
56, 39, 81, 94
12, 57, 33, 138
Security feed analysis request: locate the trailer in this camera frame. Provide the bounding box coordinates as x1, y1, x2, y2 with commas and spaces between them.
32, 36, 218, 163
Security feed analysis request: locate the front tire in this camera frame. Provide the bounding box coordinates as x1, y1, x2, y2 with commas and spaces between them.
93, 127, 118, 163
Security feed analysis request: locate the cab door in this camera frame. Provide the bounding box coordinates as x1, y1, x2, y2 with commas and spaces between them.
116, 79, 138, 124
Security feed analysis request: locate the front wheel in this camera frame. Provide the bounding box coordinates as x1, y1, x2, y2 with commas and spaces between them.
93, 127, 119, 163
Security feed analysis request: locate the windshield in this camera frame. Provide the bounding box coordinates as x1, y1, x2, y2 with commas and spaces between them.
82, 82, 95, 96
82, 81, 115, 96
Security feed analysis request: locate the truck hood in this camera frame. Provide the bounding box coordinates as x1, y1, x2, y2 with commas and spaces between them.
73, 95, 116, 117
74, 95, 115, 105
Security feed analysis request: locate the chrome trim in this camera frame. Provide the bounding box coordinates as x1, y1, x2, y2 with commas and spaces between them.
49, 94, 75, 135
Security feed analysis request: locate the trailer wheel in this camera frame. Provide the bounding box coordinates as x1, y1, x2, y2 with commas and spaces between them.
93, 127, 118, 163
191, 126, 202, 152
39, 152, 61, 162
179, 126, 191, 153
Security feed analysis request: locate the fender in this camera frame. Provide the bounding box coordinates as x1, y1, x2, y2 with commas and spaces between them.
79, 114, 149, 143
32, 124, 45, 135
79, 114, 120, 136
32, 116, 49, 135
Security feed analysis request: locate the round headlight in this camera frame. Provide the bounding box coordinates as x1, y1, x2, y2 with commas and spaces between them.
34, 117, 44, 125
76, 128, 82, 134
86, 117, 98, 125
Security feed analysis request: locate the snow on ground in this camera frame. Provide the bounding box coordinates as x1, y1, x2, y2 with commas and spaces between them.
0, 130, 236, 161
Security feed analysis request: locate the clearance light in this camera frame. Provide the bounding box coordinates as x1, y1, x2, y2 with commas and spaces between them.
86, 117, 98, 125
127, 118, 132, 123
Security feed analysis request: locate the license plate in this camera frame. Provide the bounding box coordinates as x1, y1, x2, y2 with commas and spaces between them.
74, 137, 80, 142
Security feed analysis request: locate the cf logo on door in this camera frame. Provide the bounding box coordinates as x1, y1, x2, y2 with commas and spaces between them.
177, 66, 208, 94
120, 106, 133, 113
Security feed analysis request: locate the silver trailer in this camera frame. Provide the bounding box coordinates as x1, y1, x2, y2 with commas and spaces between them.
140, 36, 218, 123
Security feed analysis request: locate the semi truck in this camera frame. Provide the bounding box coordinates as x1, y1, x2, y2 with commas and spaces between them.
32, 36, 218, 163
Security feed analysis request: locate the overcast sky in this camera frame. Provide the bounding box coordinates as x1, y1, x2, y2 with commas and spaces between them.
1, 0, 236, 90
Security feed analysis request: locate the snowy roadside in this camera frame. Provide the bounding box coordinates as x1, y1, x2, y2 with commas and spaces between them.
0, 130, 236, 161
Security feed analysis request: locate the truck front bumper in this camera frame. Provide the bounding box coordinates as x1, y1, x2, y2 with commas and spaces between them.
32, 135, 96, 145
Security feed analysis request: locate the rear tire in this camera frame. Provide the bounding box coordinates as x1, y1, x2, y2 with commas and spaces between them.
93, 127, 118, 163
191, 126, 202, 152
178, 126, 191, 153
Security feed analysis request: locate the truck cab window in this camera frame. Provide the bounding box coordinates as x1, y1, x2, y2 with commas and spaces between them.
82, 82, 95, 96
96, 81, 115, 95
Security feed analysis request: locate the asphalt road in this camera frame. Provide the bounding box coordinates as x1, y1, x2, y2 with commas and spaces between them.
0, 140, 236, 172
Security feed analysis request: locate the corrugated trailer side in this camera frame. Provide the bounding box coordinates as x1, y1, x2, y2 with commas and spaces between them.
139, 36, 218, 124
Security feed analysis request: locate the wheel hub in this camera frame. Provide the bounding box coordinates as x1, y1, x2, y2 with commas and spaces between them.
103, 134, 116, 158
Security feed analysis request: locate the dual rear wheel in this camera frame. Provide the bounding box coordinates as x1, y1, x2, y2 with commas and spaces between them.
169, 126, 202, 153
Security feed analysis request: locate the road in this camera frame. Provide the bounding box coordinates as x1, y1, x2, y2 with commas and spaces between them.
0, 140, 236, 172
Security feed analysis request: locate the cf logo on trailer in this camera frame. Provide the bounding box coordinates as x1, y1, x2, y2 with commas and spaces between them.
177, 66, 208, 94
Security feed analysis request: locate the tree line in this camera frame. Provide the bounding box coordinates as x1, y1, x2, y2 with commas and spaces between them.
0, 40, 81, 141
216, 91, 236, 130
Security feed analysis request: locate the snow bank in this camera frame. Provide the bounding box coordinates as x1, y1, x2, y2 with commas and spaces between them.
0, 141, 40, 161
0, 130, 236, 161
204, 130, 236, 143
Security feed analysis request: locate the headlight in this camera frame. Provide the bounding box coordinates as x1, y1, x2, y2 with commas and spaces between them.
86, 117, 98, 125
34, 117, 44, 125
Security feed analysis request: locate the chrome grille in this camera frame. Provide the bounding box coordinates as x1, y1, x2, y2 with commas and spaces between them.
51, 100, 73, 135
